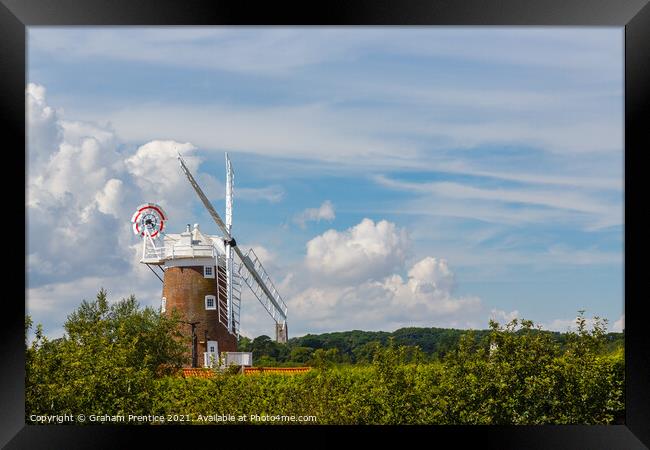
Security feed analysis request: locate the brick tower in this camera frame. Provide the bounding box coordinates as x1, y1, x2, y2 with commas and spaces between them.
159, 223, 237, 367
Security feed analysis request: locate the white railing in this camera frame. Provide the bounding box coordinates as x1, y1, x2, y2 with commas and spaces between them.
143, 245, 165, 260
222, 352, 252, 367
167, 244, 217, 259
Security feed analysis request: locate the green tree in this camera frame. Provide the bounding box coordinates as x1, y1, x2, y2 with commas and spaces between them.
552, 311, 624, 423
237, 335, 252, 352
26, 288, 188, 419
438, 313, 623, 424
289, 346, 314, 364
352, 341, 381, 364
311, 348, 341, 369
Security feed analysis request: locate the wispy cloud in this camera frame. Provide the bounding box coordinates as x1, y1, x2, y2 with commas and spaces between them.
29, 28, 622, 79
293, 200, 335, 228
373, 175, 622, 230
237, 185, 285, 203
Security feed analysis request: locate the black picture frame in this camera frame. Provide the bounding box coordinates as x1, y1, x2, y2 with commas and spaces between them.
2, 0, 648, 447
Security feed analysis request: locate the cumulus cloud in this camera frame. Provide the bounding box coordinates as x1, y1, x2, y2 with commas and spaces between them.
26, 83, 298, 339
305, 218, 409, 282
293, 200, 335, 228
241, 218, 483, 336
379, 257, 480, 317
489, 308, 520, 324
95, 178, 125, 217
27, 85, 133, 287
27, 83, 63, 172
287, 255, 481, 334
231, 218, 486, 337
125, 140, 200, 209
613, 314, 624, 332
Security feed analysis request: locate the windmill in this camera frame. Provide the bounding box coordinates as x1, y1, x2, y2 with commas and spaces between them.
177, 152, 289, 342
131, 152, 288, 368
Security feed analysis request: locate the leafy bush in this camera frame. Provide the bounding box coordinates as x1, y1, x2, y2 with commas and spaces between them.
436, 313, 624, 424
26, 289, 187, 419
26, 292, 623, 425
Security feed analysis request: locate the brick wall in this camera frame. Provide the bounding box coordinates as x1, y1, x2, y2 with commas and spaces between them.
162, 263, 237, 368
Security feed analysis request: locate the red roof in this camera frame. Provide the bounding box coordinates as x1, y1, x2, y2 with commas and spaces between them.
180, 367, 312, 377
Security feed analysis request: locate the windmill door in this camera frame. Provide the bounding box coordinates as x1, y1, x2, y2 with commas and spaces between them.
204, 340, 219, 367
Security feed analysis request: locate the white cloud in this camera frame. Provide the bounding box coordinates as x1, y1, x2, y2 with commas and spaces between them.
95, 178, 125, 217
237, 185, 285, 203
381, 257, 479, 316
489, 309, 520, 325
27, 93, 133, 287
405, 257, 456, 297
61, 119, 118, 149
373, 175, 622, 231
196, 172, 284, 204
426, 162, 622, 191
124, 140, 200, 209
613, 314, 624, 332
293, 200, 335, 228
231, 219, 486, 338
27, 83, 63, 171
543, 314, 617, 333
305, 218, 409, 282
96, 102, 411, 165
88, 94, 622, 173
286, 256, 482, 335
29, 28, 621, 79
26, 83, 294, 339
375, 176, 613, 217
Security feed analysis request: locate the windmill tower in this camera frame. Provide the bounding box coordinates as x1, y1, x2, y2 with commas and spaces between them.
131, 153, 288, 368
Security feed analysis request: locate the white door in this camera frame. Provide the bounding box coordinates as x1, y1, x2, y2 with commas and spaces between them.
204, 340, 219, 367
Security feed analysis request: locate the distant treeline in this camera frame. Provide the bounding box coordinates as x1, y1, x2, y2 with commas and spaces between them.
238, 325, 624, 366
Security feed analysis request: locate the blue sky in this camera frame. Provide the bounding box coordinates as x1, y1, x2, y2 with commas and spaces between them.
26, 27, 624, 339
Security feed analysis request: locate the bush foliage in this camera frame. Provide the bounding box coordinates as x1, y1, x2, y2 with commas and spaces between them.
26, 291, 624, 425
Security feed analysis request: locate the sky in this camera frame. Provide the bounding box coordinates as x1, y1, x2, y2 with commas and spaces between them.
26, 27, 624, 340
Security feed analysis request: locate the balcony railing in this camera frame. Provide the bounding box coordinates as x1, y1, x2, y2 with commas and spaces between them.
222, 352, 253, 367
167, 243, 217, 259
141, 241, 222, 263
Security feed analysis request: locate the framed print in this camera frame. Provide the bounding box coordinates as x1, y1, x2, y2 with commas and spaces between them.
2, 0, 649, 447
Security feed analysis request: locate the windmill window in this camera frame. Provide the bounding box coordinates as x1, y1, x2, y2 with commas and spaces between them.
204, 265, 214, 278
161, 297, 166, 313
205, 295, 216, 310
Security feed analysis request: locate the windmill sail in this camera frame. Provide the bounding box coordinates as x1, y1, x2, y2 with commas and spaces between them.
225, 153, 235, 333
177, 154, 288, 330
238, 248, 288, 324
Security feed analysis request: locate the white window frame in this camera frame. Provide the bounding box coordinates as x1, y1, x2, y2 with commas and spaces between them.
161, 297, 167, 313
205, 295, 216, 310
203, 265, 215, 279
